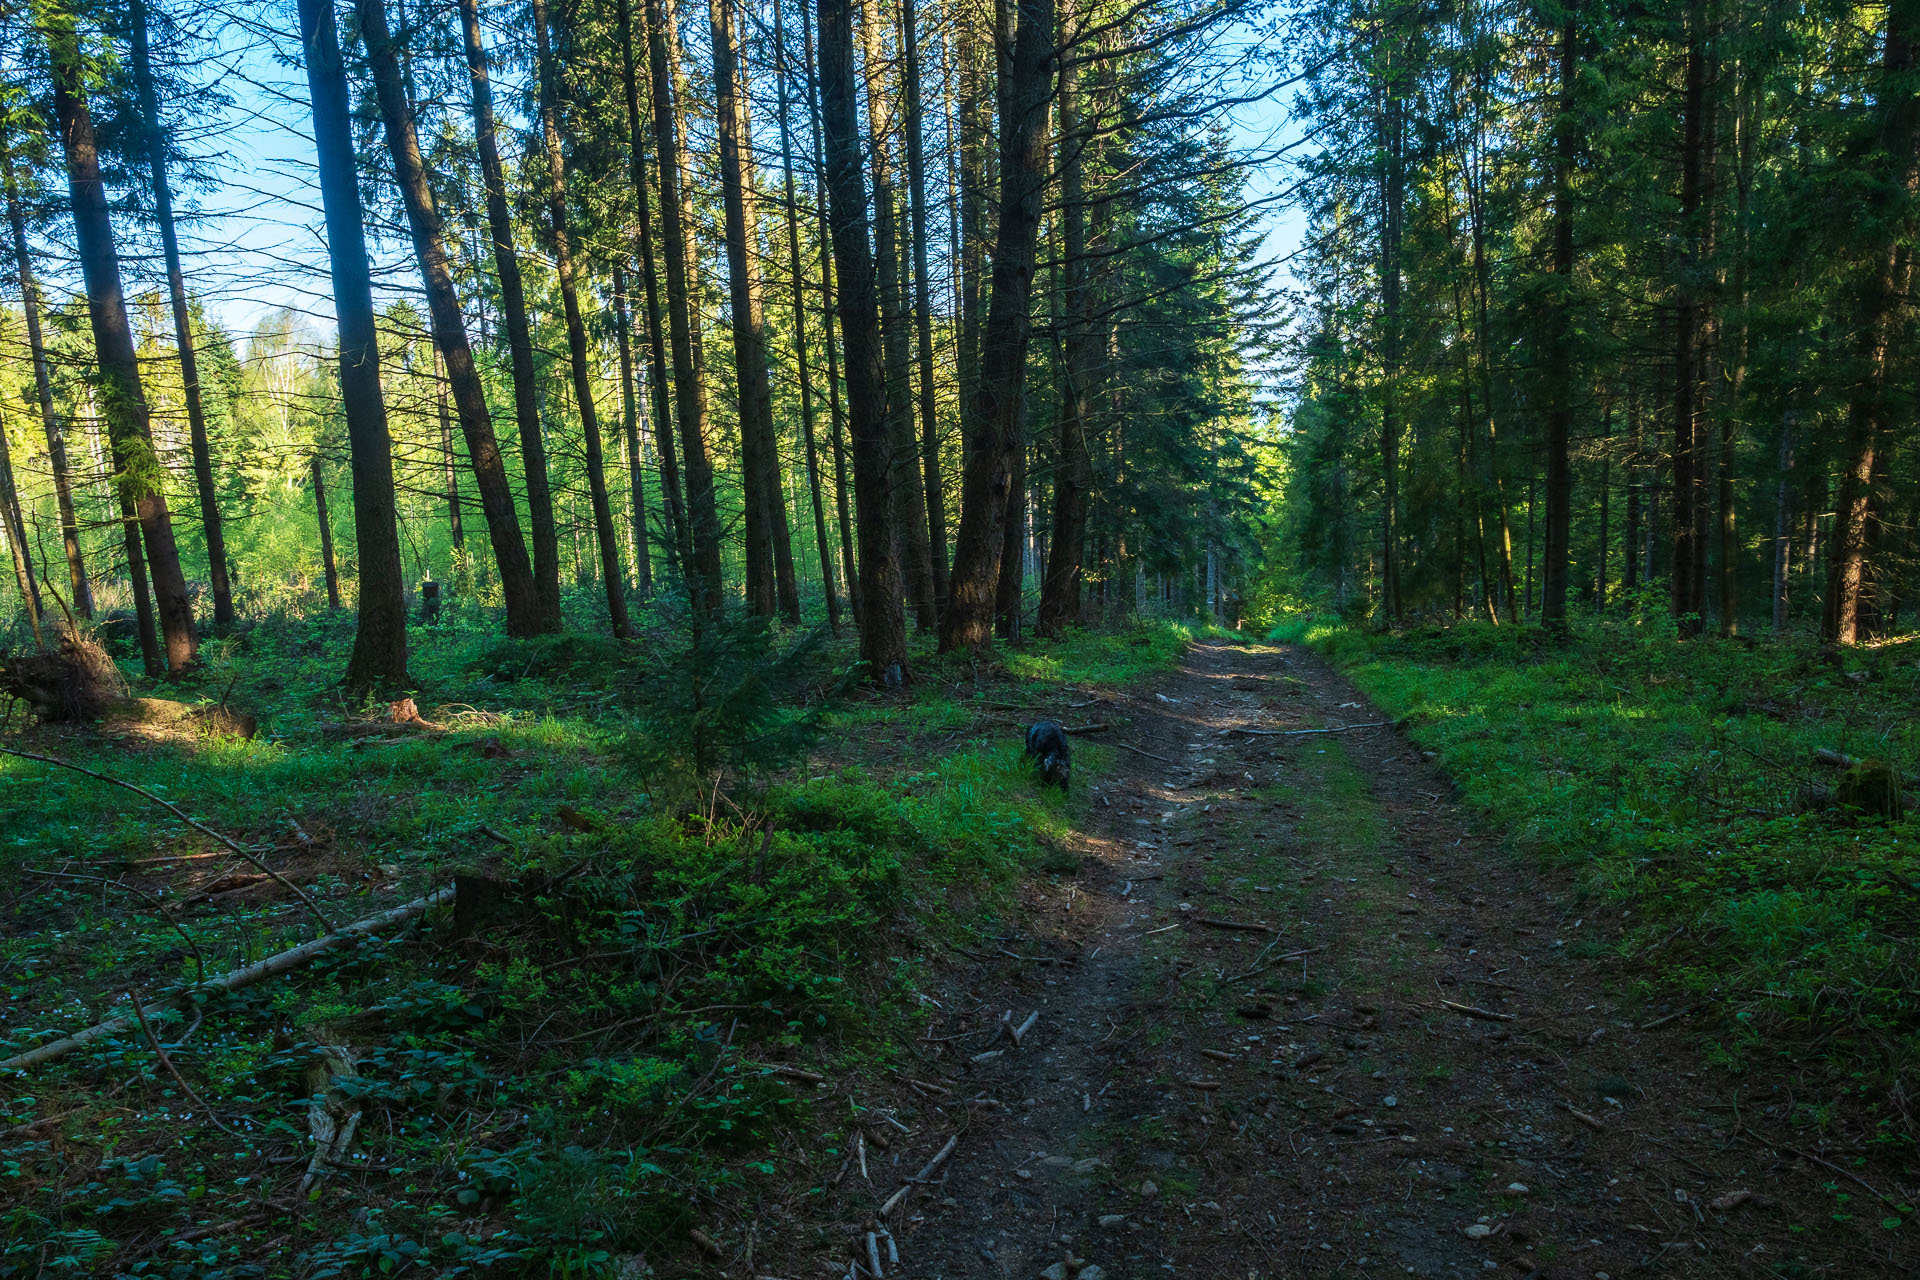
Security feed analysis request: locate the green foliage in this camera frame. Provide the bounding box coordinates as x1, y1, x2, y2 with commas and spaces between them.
1304, 616, 1920, 1085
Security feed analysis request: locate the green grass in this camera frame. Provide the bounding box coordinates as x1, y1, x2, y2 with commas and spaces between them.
1290, 614, 1920, 1101
0, 606, 1196, 1277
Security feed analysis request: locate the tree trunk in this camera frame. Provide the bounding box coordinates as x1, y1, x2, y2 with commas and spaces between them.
647, 0, 724, 616
530, 0, 631, 638
1, 132, 90, 619
0, 400, 42, 645
712, 0, 800, 623
1038, 16, 1094, 640
130, 0, 233, 630
297, 0, 408, 690
860, 0, 938, 629
900, 0, 949, 612
1671, 0, 1713, 634
820, 0, 907, 683
1378, 34, 1404, 625
47, 20, 198, 672
1623, 388, 1641, 592
1539, 3, 1576, 634
615, 0, 689, 585
311, 455, 341, 610
939, 0, 1057, 653
364, 0, 542, 637
1772, 412, 1793, 633
775, 0, 841, 632
1824, 0, 1916, 645
804, 2, 862, 622
612, 264, 653, 597
455, 0, 561, 630
437, 349, 464, 555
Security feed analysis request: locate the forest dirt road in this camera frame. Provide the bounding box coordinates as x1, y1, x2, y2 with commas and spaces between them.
828, 638, 1886, 1280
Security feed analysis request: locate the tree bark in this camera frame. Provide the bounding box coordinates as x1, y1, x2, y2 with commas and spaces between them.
311, 454, 341, 610
297, 0, 408, 690
615, 0, 689, 584
455, 0, 562, 631
939, 0, 1056, 653
612, 263, 653, 597
859, 0, 938, 629
1772, 412, 1793, 633
130, 0, 233, 630
530, 0, 631, 638
1378, 27, 1404, 625
436, 348, 464, 555
1038, 14, 1096, 639
647, 0, 724, 616
1823, 0, 1917, 645
804, 2, 862, 622
1539, 2, 1576, 634
47, 19, 198, 673
775, 0, 841, 632
820, 0, 907, 682
1, 131, 90, 618
0, 399, 42, 645
900, 0, 949, 613
712, 0, 800, 623
362, 0, 542, 636
1671, 0, 1713, 634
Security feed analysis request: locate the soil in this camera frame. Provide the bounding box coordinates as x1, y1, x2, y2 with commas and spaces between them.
745, 638, 1914, 1280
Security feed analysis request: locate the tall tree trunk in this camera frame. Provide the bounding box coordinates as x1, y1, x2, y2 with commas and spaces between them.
130, 0, 233, 630
0, 400, 42, 645
1623, 387, 1642, 592
820, 0, 907, 682
860, 0, 938, 629
1824, 0, 1917, 645
1039, 15, 1094, 640
712, 0, 799, 622
1671, 0, 1713, 634
363, 0, 542, 636
775, 0, 841, 632
530, 0, 631, 638
47, 17, 198, 673
647, 0, 724, 615
955, 17, 986, 452
804, 2, 862, 622
312, 454, 341, 610
900, 0, 949, 612
615, 0, 689, 583
612, 264, 653, 597
455, 0, 561, 630
297, 0, 408, 690
1719, 50, 1758, 637
1772, 412, 1793, 633
1539, 2, 1577, 634
2, 129, 91, 618
1378, 33, 1404, 624
1465, 76, 1516, 622
437, 348, 464, 555
939, 0, 1057, 653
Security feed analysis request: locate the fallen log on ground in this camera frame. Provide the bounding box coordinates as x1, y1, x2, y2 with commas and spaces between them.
0, 887, 454, 1073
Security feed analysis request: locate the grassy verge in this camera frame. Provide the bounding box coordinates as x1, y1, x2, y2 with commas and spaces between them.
0, 611, 1193, 1277
1289, 615, 1920, 1111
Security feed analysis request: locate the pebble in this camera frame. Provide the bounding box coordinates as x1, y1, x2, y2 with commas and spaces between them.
1383, 1095, 1398, 1108
1078, 1268, 1108, 1280
1506, 1182, 1529, 1195
1138, 1180, 1159, 1197
1097, 1214, 1126, 1229
1072, 1157, 1104, 1174
1040, 1265, 1069, 1280
1461, 1224, 1492, 1240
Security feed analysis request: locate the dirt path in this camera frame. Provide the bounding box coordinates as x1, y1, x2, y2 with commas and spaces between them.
807, 638, 1891, 1280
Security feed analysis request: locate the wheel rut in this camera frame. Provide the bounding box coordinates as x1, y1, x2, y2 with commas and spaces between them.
846, 638, 1800, 1280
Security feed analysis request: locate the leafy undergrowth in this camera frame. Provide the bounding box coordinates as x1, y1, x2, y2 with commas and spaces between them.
1296, 614, 1920, 1111
0, 603, 1193, 1277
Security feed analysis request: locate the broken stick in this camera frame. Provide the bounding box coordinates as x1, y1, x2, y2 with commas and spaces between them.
878, 1133, 958, 1218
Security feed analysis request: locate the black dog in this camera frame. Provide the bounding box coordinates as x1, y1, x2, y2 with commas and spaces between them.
1025, 720, 1072, 790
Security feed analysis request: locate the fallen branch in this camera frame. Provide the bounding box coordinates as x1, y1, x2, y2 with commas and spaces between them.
1007, 1009, 1040, 1049
1197, 917, 1274, 934
1560, 1103, 1606, 1132
1229, 942, 1329, 983
1437, 999, 1515, 1023
1063, 723, 1109, 735
0, 887, 454, 1073
127, 989, 242, 1138
1111, 741, 1175, 764
879, 1133, 958, 1218
1231, 721, 1396, 737
0, 745, 335, 933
